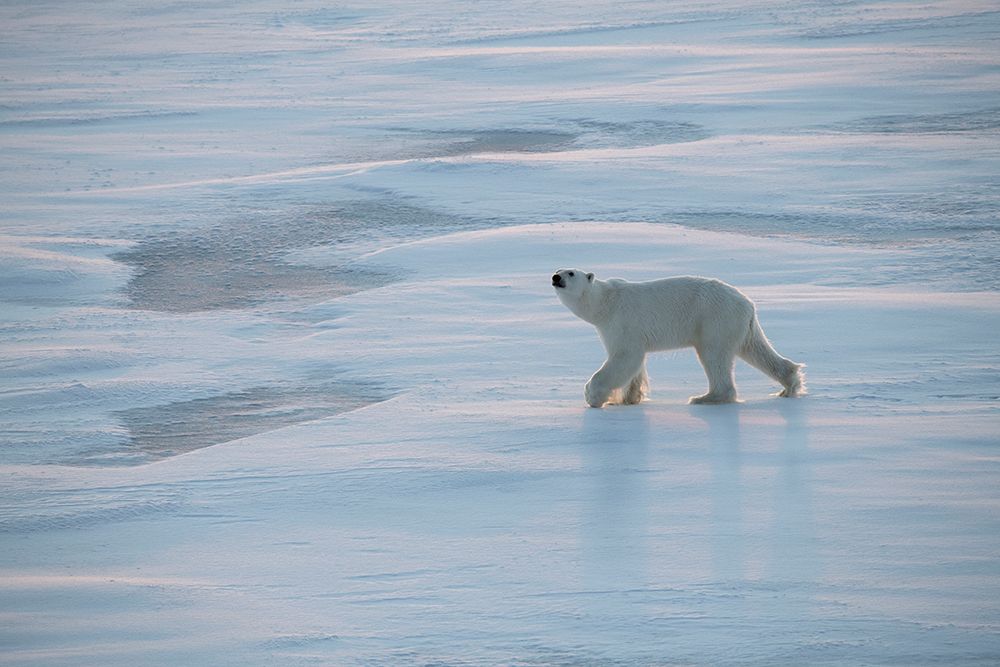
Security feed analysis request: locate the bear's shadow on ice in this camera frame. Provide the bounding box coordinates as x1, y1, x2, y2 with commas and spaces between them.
689, 399, 815, 583
576, 399, 813, 586
579, 406, 652, 591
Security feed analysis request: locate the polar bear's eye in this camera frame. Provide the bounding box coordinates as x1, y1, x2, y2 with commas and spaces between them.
568, 271, 575, 277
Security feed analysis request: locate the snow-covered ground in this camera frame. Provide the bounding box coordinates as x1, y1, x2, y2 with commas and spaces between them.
2, 1, 999, 665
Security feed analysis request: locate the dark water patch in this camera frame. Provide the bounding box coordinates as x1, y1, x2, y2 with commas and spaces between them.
104, 382, 389, 466
446, 16, 732, 46
314, 197, 496, 238
665, 207, 999, 291
670, 193, 1000, 242
570, 117, 710, 148
385, 120, 709, 158
113, 201, 433, 312
667, 209, 875, 243
115, 236, 387, 312
438, 129, 577, 155
799, 10, 1000, 40
0, 486, 182, 533
0, 110, 200, 130
379, 127, 577, 157
837, 189, 1000, 231
113, 198, 505, 312
828, 108, 1000, 135
281, 9, 363, 29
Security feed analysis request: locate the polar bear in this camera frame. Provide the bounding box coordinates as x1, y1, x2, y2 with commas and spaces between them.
552, 269, 804, 407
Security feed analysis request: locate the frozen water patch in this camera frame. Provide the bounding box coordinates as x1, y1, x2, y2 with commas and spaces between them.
797, 5, 1000, 40
431, 128, 577, 155
113, 205, 401, 312
447, 15, 729, 46
838, 188, 1000, 229
112, 196, 546, 312
568, 118, 710, 149
666, 209, 999, 291
828, 107, 1000, 135
0, 342, 394, 467
285, 197, 523, 271
0, 486, 182, 533
109, 383, 389, 467
0, 110, 200, 129
669, 203, 1000, 243
0, 378, 391, 467
386, 119, 709, 158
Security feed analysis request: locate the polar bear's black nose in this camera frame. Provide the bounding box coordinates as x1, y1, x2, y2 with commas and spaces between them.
552, 274, 563, 287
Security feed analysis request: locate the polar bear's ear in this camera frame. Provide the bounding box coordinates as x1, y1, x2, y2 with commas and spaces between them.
587, 272, 594, 282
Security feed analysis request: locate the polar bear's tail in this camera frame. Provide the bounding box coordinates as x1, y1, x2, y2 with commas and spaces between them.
740, 314, 805, 398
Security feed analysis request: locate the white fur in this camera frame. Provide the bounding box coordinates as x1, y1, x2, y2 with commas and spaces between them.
552, 269, 805, 408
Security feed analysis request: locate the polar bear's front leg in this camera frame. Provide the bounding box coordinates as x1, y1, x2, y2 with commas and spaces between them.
585, 351, 646, 408
622, 362, 648, 405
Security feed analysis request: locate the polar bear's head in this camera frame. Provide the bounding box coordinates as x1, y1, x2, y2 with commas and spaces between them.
552, 268, 594, 298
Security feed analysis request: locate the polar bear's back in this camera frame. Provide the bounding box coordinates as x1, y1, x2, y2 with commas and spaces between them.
602, 276, 754, 352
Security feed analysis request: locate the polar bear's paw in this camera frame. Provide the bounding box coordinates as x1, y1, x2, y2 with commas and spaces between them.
621, 388, 645, 405
775, 365, 806, 398
585, 381, 611, 408
688, 391, 738, 405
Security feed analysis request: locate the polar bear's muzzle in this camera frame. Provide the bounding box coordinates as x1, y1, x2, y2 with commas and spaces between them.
552, 274, 565, 288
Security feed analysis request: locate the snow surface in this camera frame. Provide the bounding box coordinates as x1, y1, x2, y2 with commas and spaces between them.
2, 0, 999, 665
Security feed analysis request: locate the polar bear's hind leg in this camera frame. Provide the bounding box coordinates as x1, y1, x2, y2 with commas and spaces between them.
690, 345, 738, 404
739, 315, 806, 398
